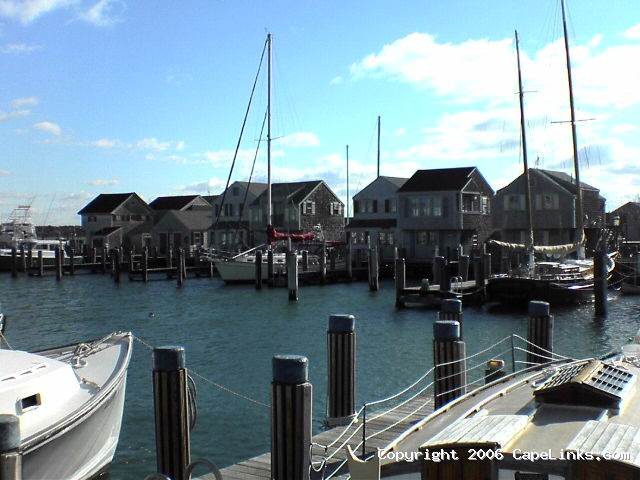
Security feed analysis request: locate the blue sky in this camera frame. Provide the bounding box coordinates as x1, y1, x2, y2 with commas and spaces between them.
1, 0, 639, 225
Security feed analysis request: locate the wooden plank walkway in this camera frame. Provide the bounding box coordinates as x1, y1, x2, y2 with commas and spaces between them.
196, 391, 434, 479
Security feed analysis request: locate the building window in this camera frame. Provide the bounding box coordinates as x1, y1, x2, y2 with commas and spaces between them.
378, 232, 394, 245
385, 199, 397, 213
353, 200, 360, 214
302, 201, 315, 215
409, 196, 442, 217
416, 231, 438, 245
535, 193, 559, 210
462, 193, 481, 213
330, 202, 343, 216
87, 216, 97, 222
481, 196, 490, 214
504, 194, 525, 211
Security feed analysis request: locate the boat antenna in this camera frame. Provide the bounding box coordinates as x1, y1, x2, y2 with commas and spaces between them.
515, 30, 535, 269
561, 0, 585, 258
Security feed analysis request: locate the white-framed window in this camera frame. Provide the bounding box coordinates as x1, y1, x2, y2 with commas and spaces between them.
416, 231, 438, 245
330, 202, 343, 216
302, 200, 316, 215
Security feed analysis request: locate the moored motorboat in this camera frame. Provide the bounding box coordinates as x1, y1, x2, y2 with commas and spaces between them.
0, 331, 132, 479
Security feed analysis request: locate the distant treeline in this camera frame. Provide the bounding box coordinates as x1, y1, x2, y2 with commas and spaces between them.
36, 225, 85, 239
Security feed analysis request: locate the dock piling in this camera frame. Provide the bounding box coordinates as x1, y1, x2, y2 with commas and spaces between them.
527, 301, 554, 365
287, 251, 298, 301
438, 299, 463, 339
55, 247, 62, 281
271, 355, 311, 480
368, 247, 379, 291
594, 250, 608, 317
0, 414, 21, 480
433, 320, 466, 409
395, 258, 406, 308
255, 250, 263, 290
326, 314, 356, 426
152, 346, 190, 480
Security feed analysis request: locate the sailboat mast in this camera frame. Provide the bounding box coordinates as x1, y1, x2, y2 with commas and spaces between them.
561, 0, 584, 254
516, 30, 534, 254
267, 33, 273, 226
376, 115, 381, 178
346, 145, 350, 222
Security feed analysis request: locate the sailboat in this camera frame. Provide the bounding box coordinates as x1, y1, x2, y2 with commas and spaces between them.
213, 34, 320, 283
486, 7, 615, 306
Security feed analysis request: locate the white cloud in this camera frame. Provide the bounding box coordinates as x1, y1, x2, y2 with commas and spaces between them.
0, 169, 10, 176
34, 121, 62, 136
90, 138, 120, 149
277, 131, 319, 148
1, 43, 41, 54
130, 137, 184, 152
0, 109, 30, 121
11, 97, 38, 108
86, 178, 119, 186
0, 0, 77, 24
623, 24, 640, 39
78, 0, 125, 27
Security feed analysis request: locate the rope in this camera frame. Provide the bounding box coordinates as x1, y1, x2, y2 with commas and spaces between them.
133, 336, 270, 409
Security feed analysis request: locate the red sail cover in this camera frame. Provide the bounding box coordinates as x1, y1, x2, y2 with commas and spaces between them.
267, 225, 316, 244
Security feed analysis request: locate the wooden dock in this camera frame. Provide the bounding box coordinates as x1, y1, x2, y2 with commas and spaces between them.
197, 391, 434, 480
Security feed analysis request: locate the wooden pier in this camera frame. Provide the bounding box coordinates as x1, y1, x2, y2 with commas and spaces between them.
201, 391, 434, 480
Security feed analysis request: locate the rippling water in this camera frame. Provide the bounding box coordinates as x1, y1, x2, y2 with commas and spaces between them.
1, 273, 638, 479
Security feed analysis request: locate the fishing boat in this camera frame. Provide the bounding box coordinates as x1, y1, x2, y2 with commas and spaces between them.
0, 331, 132, 479
384, 334, 640, 480
486, 16, 614, 306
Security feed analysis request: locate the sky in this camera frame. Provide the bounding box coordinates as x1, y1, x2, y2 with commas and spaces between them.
1, 0, 639, 225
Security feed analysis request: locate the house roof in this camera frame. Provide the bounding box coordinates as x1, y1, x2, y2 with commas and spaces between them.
397, 167, 476, 193
149, 195, 210, 211
354, 176, 408, 199
78, 193, 141, 215
251, 180, 341, 206
538, 169, 599, 192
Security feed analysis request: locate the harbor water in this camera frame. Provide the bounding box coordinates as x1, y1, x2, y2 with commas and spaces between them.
1, 273, 639, 479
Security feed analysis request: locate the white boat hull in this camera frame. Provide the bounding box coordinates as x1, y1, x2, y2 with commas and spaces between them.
0, 332, 132, 480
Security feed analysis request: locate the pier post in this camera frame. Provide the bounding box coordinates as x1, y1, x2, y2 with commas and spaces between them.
0, 414, 22, 480
301, 250, 308, 272
167, 248, 173, 270
113, 249, 120, 283
26, 248, 32, 271
326, 314, 356, 426
473, 250, 484, 289
18, 246, 26, 274
368, 246, 379, 291
142, 247, 149, 283
91, 247, 97, 264
594, 250, 608, 317
346, 232, 353, 281
435, 256, 449, 292
69, 248, 75, 276
395, 258, 406, 308
271, 355, 312, 480
287, 251, 298, 301
527, 301, 554, 366
177, 248, 184, 287
267, 250, 274, 286
483, 252, 492, 281
458, 254, 469, 282
152, 347, 190, 480
438, 299, 463, 339
101, 247, 107, 274
37, 251, 43, 277
485, 359, 506, 384
55, 247, 62, 281
255, 250, 263, 290
433, 320, 466, 409
320, 242, 327, 283
10, 248, 16, 278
